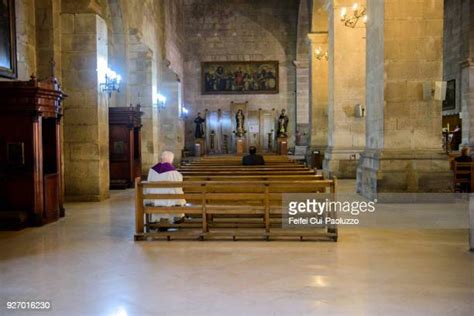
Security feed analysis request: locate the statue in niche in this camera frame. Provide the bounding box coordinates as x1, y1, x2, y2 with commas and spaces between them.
277, 109, 289, 138
235, 109, 246, 137
194, 112, 206, 139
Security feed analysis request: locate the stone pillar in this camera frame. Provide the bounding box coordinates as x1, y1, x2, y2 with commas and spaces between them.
465, 2, 474, 151
61, 14, 110, 201
158, 71, 183, 162
356, 0, 451, 199
323, 0, 366, 178
35, 0, 61, 80
470, 195, 474, 251
127, 37, 158, 175
308, 32, 329, 163
294, 60, 310, 144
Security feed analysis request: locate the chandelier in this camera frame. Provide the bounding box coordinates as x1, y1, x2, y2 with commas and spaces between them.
315, 47, 328, 61
340, 3, 367, 28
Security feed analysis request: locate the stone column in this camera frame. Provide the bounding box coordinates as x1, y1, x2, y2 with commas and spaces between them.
61, 13, 110, 201
465, 1, 474, 151
127, 33, 159, 175
470, 195, 474, 251
35, 0, 61, 80
294, 60, 311, 144
158, 71, 182, 161
356, 0, 451, 199
308, 32, 329, 162
323, 0, 366, 178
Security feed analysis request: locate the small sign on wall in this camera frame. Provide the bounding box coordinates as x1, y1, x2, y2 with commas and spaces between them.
249, 124, 259, 133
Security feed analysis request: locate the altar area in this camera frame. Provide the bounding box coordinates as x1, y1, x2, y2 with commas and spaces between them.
193, 102, 289, 156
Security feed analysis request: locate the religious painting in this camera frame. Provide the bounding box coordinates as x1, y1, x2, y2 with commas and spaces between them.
202, 61, 279, 94
0, 0, 16, 79
443, 79, 456, 111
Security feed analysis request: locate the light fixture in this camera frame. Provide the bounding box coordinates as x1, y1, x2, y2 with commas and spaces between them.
156, 93, 166, 109
315, 47, 328, 61
340, 3, 366, 28
181, 107, 189, 118
100, 67, 121, 97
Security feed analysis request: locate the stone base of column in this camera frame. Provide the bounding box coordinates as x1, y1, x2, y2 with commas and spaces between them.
356, 149, 453, 199
65, 193, 110, 202
323, 147, 364, 179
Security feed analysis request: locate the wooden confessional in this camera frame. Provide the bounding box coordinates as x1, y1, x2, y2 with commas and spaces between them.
109, 105, 143, 189
0, 76, 65, 230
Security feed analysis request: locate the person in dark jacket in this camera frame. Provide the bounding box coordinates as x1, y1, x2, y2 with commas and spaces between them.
242, 146, 265, 165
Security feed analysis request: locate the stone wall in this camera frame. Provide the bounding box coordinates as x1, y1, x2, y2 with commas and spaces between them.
357, 0, 451, 198
61, 13, 110, 201
323, 0, 366, 178
442, 0, 470, 116
0, 0, 36, 81
182, 0, 299, 151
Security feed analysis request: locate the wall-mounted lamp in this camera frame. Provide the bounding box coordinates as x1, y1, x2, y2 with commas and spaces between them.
423, 81, 447, 101
315, 47, 328, 61
340, 3, 367, 28
156, 93, 166, 109
100, 68, 121, 97
355, 103, 365, 118
181, 107, 189, 118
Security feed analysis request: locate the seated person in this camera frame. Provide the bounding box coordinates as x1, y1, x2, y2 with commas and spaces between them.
454, 147, 472, 192
242, 146, 265, 165
145, 151, 186, 224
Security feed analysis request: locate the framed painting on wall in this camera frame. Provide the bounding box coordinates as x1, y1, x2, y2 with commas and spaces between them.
442, 79, 456, 111
0, 0, 17, 79
202, 61, 279, 94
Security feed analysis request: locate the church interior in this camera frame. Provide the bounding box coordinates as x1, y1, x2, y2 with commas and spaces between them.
0, 0, 473, 315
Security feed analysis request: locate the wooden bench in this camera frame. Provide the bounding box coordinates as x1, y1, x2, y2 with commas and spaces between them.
134, 178, 337, 241
453, 161, 473, 192
183, 174, 324, 182
180, 170, 316, 176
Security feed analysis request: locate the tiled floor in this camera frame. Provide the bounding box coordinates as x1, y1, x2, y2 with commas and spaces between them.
0, 181, 473, 315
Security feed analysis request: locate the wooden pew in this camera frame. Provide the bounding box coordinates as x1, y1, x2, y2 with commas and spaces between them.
453, 161, 473, 192
134, 179, 337, 241
183, 175, 324, 182
179, 165, 309, 170
180, 170, 316, 176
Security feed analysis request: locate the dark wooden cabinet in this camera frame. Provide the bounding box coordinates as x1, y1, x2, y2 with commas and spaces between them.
109, 105, 142, 189
0, 76, 65, 230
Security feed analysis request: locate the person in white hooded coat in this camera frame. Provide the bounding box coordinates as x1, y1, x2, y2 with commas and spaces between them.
145, 151, 186, 223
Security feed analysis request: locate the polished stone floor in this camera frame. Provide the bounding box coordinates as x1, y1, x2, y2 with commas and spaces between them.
0, 181, 473, 316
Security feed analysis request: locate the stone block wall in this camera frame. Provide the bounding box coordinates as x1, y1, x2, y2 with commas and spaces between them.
442, 0, 470, 116
182, 0, 299, 151
61, 14, 110, 201
308, 33, 329, 151
357, 0, 451, 198
323, 0, 366, 178
0, 0, 36, 82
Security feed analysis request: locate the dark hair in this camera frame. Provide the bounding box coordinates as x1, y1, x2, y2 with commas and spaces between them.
249, 146, 257, 154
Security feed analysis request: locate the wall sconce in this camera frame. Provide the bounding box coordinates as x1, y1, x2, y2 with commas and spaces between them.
340, 3, 367, 28
100, 68, 121, 97
315, 47, 328, 61
181, 107, 189, 118
355, 103, 365, 118
156, 93, 166, 110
